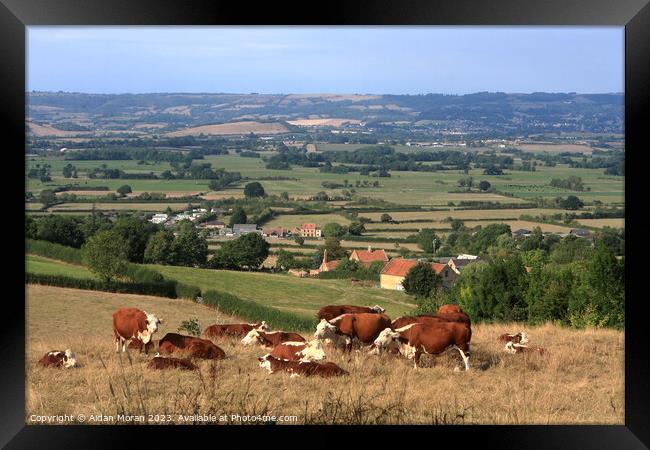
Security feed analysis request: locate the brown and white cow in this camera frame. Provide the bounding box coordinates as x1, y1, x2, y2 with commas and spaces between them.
498, 332, 529, 345
373, 322, 472, 370
258, 354, 348, 378
504, 341, 546, 356
241, 330, 306, 347
147, 355, 199, 371
391, 313, 471, 331
437, 304, 464, 315
203, 321, 269, 339
158, 333, 225, 360
112, 308, 162, 353
38, 350, 77, 369
317, 304, 386, 322
269, 340, 326, 362
314, 313, 392, 351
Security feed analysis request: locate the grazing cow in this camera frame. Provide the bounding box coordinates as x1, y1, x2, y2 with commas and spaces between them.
314, 313, 392, 351
317, 304, 386, 322
504, 341, 546, 356
241, 330, 306, 347
258, 354, 348, 378
269, 340, 326, 362
203, 321, 269, 339
147, 355, 199, 371
437, 304, 464, 315
373, 322, 471, 370
112, 308, 162, 353
392, 314, 471, 337
38, 350, 77, 369
158, 333, 225, 360
498, 332, 529, 345
127, 338, 155, 354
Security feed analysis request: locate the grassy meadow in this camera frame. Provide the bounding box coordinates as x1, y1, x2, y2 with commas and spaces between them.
26, 284, 624, 425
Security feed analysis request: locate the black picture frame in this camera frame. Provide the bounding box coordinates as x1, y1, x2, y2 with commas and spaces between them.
3, 0, 648, 447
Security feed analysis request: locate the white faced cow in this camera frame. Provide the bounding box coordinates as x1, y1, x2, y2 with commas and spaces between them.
112, 307, 162, 353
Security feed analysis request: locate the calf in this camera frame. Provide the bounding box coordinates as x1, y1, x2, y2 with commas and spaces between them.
317, 304, 385, 322
504, 341, 546, 356
374, 322, 471, 370
158, 333, 225, 360
203, 321, 269, 339
38, 350, 77, 369
269, 340, 326, 362
147, 355, 199, 371
314, 313, 392, 351
258, 354, 348, 378
241, 330, 306, 347
127, 338, 155, 354
498, 332, 529, 345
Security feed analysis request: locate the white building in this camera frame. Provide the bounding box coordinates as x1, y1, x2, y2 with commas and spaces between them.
149, 214, 168, 224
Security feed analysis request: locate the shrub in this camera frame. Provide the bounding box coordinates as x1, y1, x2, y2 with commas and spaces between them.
26, 239, 83, 264
178, 318, 201, 336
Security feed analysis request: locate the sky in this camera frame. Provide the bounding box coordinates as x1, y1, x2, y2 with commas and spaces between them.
27, 26, 624, 95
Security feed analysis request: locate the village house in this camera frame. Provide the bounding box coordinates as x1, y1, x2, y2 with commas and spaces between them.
349, 246, 389, 268
262, 227, 290, 238
298, 223, 322, 238
149, 213, 168, 224
380, 258, 457, 291
447, 256, 481, 274
318, 249, 341, 273
569, 228, 594, 241
232, 224, 260, 237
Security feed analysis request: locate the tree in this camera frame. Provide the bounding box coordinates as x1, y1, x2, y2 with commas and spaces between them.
39, 189, 58, 207
478, 180, 491, 191
172, 222, 208, 267
280, 192, 290, 201
560, 195, 584, 210
144, 230, 176, 265
318, 237, 347, 260
322, 222, 345, 238
294, 236, 305, 246
228, 207, 247, 227
414, 229, 441, 253
81, 231, 129, 283
36, 215, 85, 248
347, 222, 365, 236
483, 165, 503, 176
470, 223, 512, 255
210, 232, 269, 270
275, 249, 297, 271
380, 213, 393, 223
111, 216, 160, 263
402, 262, 441, 299
244, 182, 266, 198
116, 185, 132, 196
450, 219, 465, 232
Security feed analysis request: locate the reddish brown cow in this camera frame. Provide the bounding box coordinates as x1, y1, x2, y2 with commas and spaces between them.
504, 341, 546, 356
374, 322, 472, 370
392, 313, 471, 337
38, 350, 77, 368
158, 333, 225, 360
437, 304, 464, 315
241, 330, 306, 347
147, 356, 199, 371
269, 340, 326, 362
258, 354, 348, 377
317, 304, 385, 322
203, 321, 269, 339
314, 313, 392, 351
127, 338, 155, 354
112, 307, 162, 353
498, 332, 529, 345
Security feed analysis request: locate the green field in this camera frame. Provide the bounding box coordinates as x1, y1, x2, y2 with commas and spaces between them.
26, 255, 95, 279
150, 264, 416, 319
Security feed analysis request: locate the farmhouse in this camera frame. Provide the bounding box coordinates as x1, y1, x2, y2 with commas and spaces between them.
447, 256, 482, 274
349, 246, 389, 268
200, 220, 225, 230
262, 227, 290, 238
318, 249, 341, 272
380, 258, 457, 291
149, 214, 168, 224
233, 224, 260, 236
299, 223, 322, 238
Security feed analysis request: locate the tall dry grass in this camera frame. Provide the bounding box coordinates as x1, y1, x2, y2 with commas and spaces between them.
26, 285, 624, 425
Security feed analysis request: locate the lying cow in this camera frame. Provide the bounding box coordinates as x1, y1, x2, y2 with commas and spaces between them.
203, 321, 269, 339
158, 333, 225, 360
112, 307, 162, 353
504, 341, 546, 356
314, 313, 392, 351
241, 329, 306, 347
317, 304, 385, 322
269, 340, 326, 362
498, 332, 529, 345
258, 354, 348, 378
437, 304, 464, 315
38, 350, 77, 369
373, 322, 472, 371
147, 355, 199, 371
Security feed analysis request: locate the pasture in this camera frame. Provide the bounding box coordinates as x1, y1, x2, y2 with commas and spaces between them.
26, 284, 624, 425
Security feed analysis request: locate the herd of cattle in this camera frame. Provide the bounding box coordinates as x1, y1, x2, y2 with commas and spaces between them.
38, 304, 546, 377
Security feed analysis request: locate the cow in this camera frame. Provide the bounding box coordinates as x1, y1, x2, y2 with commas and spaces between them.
269, 340, 326, 362
373, 322, 472, 371
127, 338, 155, 354
317, 304, 386, 322
112, 308, 162, 353
258, 354, 348, 378
158, 333, 225, 360
392, 313, 471, 333
498, 332, 529, 345
314, 313, 392, 351
147, 355, 199, 371
241, 330, 306, 347
38, 350, 77, 369
203, 321, 269, 339
504, 341, 546, 356
437, 304, 464, 315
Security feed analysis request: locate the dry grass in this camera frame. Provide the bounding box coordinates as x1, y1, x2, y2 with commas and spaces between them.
26, 285, 623, 425
287, 118, 362, 127
518, 144, 593, 154
576, 218, 625, 229
166, 121, 289, 137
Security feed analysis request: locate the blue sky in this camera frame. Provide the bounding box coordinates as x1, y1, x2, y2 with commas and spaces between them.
27, 26, 624, 95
